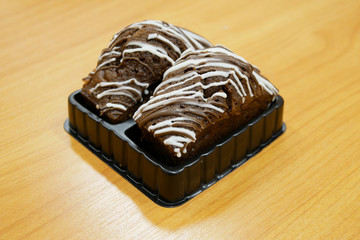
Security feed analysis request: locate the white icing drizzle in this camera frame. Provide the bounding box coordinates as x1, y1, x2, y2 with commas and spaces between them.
157, 65, 247, 101
105, 103, 127, 111
183, 44, 249, 64
122, 41, 175, 65
134, 46, 278, 158
154, 127, 196, 140
97, 90, 135, 100
126, 20, 208, 50
162, 57, 218, 80
159, 55, 253, 98
98, 48, 121, 61
91, 78, 149, 112
198, 62, 253, 96
252, 71, 278, 96
88, 20, 212, 114
96, 57, 116, 71
134, 82, 226, 120
155, 70, 201, 93
91, 78, 149, 90
174, 148, 181, 157
96, 86, 141, 99
155, 73, 199, 94
191, 45, 277, 96
108, 32, 120, 47
135, 92, 224, 120
148, 117, 190, 131
164, 136, 193, 148
147, 33, 181, 55
180, 28, 212, 48
211, 92, 227, 98
178, 28, 205, 50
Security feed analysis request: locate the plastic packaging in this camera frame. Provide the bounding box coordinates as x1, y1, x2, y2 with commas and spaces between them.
64, 90, 285, 207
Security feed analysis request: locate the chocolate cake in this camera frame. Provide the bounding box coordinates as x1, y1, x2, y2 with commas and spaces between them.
81, 20, 212, 123
133, 45, 279, 165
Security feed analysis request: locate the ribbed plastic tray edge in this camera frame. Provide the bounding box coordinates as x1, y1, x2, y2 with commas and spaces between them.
64, 90, 285, 207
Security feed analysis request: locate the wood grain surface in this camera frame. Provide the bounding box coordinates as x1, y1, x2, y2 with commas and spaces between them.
1, 0, 360, 239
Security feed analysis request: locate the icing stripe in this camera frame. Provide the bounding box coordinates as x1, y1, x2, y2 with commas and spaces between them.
148, 117, 189, 131
154, 127, 196, 140
211, 92, 227, 98
252, 71, 278, 96
96, 57, 116, 70
105, 103, 127, 111
123, 41, 175, 65
147, 33, 181, 55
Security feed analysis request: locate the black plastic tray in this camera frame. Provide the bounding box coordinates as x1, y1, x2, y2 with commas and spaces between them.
64, 90, 285, 207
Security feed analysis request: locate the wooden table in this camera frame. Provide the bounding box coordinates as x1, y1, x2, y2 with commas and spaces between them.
1, 0, 359, 239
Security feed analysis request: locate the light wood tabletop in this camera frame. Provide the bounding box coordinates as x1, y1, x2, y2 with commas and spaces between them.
1, 0, 360, 239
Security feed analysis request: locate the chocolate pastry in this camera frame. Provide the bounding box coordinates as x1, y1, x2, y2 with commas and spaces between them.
133, 45, 279, 165
81, 20, 212, 123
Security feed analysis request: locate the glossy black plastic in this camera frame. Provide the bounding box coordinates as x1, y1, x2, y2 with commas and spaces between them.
64, 90, 285, 207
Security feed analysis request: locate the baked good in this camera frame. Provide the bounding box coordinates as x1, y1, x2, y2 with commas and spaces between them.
81, 20, 212, 123
133, 45, 279, 165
